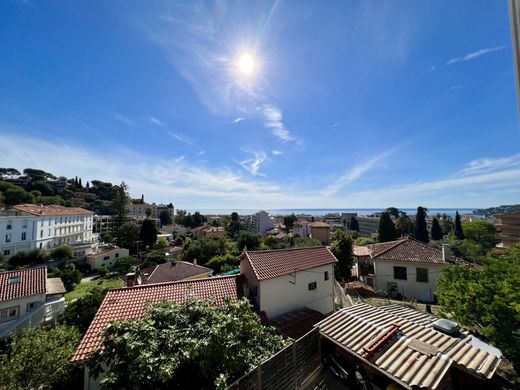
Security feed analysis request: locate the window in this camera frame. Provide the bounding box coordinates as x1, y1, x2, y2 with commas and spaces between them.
27, 302, 39, 311
393, 266, 407, 280
39, 243, 43, 249
416, 268, 429, 283
115, 253, 120, 258
103, 255, 110, 261
22, 219, 28, 228
5, 233, 11, 243
6, 221, 12, 229
8, 276, 20, 285
0, 306, 19, 322
40, 230, 44, 238
324, 271, 329, 281
308, 282, 317, 290
21, 232, 26, 241
3, 249, 10, 256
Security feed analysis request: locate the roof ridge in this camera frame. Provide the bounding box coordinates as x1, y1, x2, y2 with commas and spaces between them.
246, 245, 327, 254
109, 274, 239, 293
0, 265, 47, 276
370, 239, 406, 258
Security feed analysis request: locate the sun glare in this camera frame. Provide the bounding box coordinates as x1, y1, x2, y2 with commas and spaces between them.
238, 53, 255, 74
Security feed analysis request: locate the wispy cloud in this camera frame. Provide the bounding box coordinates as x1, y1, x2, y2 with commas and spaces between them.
167, 131, 193, 145
450, 85, 463, 91
197, 150, 206, 156
271, 150, 282, 156
232, 117, 246, 124
262, 104, 295, 143
149, 116, 166, 128
457, 153, 520, 176
235, 151, 267, 176
445, 46, 506, 66
112, 112, 138, 127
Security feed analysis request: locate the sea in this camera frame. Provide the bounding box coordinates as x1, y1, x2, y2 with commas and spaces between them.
188, 208, 477, 217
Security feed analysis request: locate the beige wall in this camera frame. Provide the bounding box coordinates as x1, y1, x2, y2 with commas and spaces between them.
259, 263, 335, 319
87, 248, 130, 270
0, 293, 46, 332
373, 260, 443, 302
310, 227, 330, 244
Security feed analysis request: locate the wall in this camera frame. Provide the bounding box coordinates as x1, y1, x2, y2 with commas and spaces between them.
373, 260, 444, 302
239, 256, 260, 305
87, 248, 130, 270
0, 216, 36, 258
0, 293, 46, 332
259, 263, 335, 319
310, 227, 329, 244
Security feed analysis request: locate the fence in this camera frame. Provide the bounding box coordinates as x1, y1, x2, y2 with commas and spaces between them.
228, 327, 321, 390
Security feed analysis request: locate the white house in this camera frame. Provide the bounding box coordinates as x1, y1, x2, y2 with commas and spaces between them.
239, 246, 337, 319
356, 238, 467, 303
0, 267, 66, 339
86, 247, 130, 270
244, 210, 275, 235
0, 204, 97, 259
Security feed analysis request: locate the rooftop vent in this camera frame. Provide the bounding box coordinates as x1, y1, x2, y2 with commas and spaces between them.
432, 318, 460, 335
8, 276, 20, 285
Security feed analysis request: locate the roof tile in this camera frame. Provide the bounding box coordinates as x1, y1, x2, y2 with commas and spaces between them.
0, 267, 47, 302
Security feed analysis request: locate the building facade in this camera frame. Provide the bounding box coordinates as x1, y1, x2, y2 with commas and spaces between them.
127, 203, 174, 223
0, 204, 97, 259
244, 210, 275, 235
495, 211, 520, 247
356, 216, 380, 237
309, 222, 331, 245
86, 247, 130, 270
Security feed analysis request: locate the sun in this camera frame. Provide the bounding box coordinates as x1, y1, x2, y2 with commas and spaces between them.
238, 53, 255, 74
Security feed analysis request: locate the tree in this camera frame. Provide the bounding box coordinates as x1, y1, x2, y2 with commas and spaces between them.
110, 256, 139, 275
3, 187, 34, 206
350, 216, 359, 231
114, 222, 140, 252
237, 231, 260, 252
385, 207, 400, 219
430, 217, 443, 241
396, 214, 413, 236
283, 213, 297, 233
49, 246, 73, 260
23, 168, 52, 182
0, 167, 20, 180
30, 181, 54, 196
8, 249, 46, 268
159, 210, 173, 226
145, 207, 152, 218
227, 212, 241, 238
140, 219, 158, 248
141, 251, 167, 268
462, 220, 495, 250
330, 231, 353, 281
377, 212, 396, 243
111, 182, 129, 229
88, 298, 289, 389
413, 206, 429, 243
0, 326, 81, 389
454, 211, 464, 240
437, 251, 520, 370
207, 253, 239, 273
63, 286, 108, 333
51, 267, 82, 292
355, 237, 375, 246
192, 211, 206, 227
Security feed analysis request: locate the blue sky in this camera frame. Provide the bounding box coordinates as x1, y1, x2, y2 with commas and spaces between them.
1, 0, 519, 209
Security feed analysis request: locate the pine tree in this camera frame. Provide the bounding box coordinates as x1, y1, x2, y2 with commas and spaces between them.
111, 182, 130, 229
86, 181, 90, 189
454, 211, 465, 240
414, 206, 429, 243
79, 178, 82, 188
431, 217, 443, 241
377, 212, 396, 242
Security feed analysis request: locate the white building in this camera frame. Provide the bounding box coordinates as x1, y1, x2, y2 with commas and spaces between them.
0, 267, 66, 339
243, 210, 275, 235
127, 203, 174, 222
356, 238, 468, 303
356, 216, 380, 237
86, 247, 130, 270
239, 246, 337, 319
0, 204, 97, 259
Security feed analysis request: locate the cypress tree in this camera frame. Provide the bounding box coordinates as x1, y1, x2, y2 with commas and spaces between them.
377, 212, 396, 243
454, 211, 465, 240
350, 216, 359, 231
79, 178, 82, 188
414, 206, 429, 243
431, 217, 443, 241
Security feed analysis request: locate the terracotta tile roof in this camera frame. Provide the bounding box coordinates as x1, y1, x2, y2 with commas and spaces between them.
0, 267, 47, 302
309, 221, 330, 228
368, 238, 456, 264
270, 307, 325, 340
353, 246, 371, 257
12, 203, 93, 216
123, 261, 213, 286
71, 275, 243, 362
241, 246, 337, 281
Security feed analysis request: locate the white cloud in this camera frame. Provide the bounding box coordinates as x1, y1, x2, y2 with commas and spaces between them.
445, 46, 506, 65
197, 150, 206, 156
262, 104, 295, 142
457, 153, 520, 176
167, 132, 192, 145
112, 112, 138, 127
232, 117, 246, 124
271, 150, 282, 155
235, 151, 267, 176
149, 116, 166, 127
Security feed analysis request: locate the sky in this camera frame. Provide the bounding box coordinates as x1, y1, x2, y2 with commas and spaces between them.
1, 0, 519, 210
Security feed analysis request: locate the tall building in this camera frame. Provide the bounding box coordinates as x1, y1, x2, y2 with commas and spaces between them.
244, 210, 275, 235
495, 211, 520, 247
0, 204, 97, 259
127, 202, 174, 222
356, 216, 380, 237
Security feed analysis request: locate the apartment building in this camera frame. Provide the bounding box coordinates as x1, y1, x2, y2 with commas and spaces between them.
243, 210, 275, 235
0, 204, 97, 259
356, 216, 380, 237
127, 203, 174, 222
495, 211, 520, 247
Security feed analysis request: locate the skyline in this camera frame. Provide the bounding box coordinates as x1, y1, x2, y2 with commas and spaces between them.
1, 1, 520, 209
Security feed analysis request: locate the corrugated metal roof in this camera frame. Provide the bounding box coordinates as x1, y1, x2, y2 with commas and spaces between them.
318, 303, 501, 389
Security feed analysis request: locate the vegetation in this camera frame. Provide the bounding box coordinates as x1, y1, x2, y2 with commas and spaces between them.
63, 286, 109, 333
111, 182, 130, 230
454, 211, 465, 240
140, 219, 158, 248
180, 237, 228, 263
449, 221, 496, 262
110, 256, 139, 275
7, 249, 46, 268
175, 209, 206, 228
114, 222, 140, 253
330, 231, 353, 281
159, 210, 173, 226
50, 267, 82, 292
413, 206, 429, 243
49, 246, 73, 260
227, 212, 241, 238
473, 204, 520, 215
355, 237, 375, 246
64, 278, 123, 302
0, 326, 81, 390
349, 216, 359, 231
283, 213, 297, 233
377, 212, 396, 243
88, 298, 289, 389
437, 243, 520, 371
206, 253, 239, 273
430, 217, 443, 241
236, 231, 261, 252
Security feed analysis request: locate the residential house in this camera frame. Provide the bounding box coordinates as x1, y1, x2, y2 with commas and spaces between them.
86, 247, 129, 270
0, 267, 66, 339
355, 238, 466, 302
239, 246, 337, 319
191, 225, 226, 238
123, 260, 213, 287
495, 210, 520, 247
319, 303, 501, 389
294, 221, 311, 238
243, 210, 275, 235
0, 204, 97, 259
309, 221, 330, 244
71, 275, 243, 389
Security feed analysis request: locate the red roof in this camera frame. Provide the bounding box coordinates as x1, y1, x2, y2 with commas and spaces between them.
122, 261, 213, 286
0, 267, 47, 302
12, 204, 93, 216
368, 238, 457, 265
241, 246, 337, 281
309, 221, 330, 228
71, 275, 243, 362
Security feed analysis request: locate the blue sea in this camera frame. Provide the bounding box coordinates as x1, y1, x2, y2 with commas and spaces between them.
189, 208, 478, 217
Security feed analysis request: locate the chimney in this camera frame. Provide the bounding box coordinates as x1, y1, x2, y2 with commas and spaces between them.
193, 258, 197, 266
441, 244, 451, 262
170, 259, 177, 267
126, 272, 135, 287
